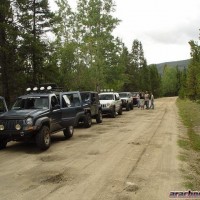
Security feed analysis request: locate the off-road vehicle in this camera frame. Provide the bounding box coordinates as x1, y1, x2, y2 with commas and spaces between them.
0, 85, 76, 150
98, 92, 122, 118
119, 92, 133, 111
80, 91, 103, 124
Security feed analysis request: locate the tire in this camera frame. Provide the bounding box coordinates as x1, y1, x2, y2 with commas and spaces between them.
63, 126, 74, 139
111, 107, 116, 118
126, 104, 130, 111
36, 126, 51, 150
118, 106, 123, 115
0, 139, 7, 150
84, 112, 92, 128
96, 110, 103, 123
130, 103, 133, 110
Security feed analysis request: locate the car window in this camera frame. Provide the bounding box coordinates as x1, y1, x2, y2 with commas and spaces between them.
99, 94, 114, 100
119, 93, 128, 98
62, 95, 71, 108
63, 93, 81, 107
81, 93, 90, 103
51, 96, 59, 108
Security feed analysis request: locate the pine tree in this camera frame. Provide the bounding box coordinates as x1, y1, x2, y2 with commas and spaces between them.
0, 0, 19, 106
186, 40, 200, 100
16, 0, 54, 85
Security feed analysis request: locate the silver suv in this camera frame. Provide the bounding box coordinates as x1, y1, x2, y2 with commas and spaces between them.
98, 92, 122, 118
119, 92, 133, 111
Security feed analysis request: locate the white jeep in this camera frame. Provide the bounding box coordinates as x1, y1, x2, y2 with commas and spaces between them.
119, 92, 133, 111
98, 92, 122, 118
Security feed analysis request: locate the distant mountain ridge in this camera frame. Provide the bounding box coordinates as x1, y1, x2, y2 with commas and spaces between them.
153, 59, 191, 74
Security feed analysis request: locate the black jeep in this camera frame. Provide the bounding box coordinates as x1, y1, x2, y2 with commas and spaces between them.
80, 91, 103, 125
0, 86, 76, 150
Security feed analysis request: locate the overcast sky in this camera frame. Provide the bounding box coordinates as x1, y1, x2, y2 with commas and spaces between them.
49, 0, 200, 64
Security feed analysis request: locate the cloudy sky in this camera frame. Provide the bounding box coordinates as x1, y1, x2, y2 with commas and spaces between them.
49, 0, 200, 64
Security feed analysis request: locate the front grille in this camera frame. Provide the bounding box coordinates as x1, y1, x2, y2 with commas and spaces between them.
0, 120, 24, 130
101, 104, 107, 108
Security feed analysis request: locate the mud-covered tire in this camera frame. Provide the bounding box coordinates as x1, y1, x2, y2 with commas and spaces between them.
0, 139, 7, 150
130, 103, 133, 110
118, 106, 123, 115
36, 126, 51, 150
126, 104, 130, 111
111, 107, 116, 118
63, 126, 74, 139
96, 110, 103, 123
84, 113, 92, 128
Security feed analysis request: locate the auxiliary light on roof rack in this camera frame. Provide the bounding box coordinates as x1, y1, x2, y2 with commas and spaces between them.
100, 89, 114, 92
26, 84, 62, 94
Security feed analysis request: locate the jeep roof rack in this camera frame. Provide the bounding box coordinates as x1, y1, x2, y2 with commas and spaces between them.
26, 83, 63, 94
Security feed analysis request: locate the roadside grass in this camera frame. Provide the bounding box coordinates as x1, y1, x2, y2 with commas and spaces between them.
176, 98, 200, 190
176, 98, 200, 151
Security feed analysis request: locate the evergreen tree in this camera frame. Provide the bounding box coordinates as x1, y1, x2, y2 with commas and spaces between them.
125, 39, 148, 92
161, 66, 178, 96
186, 40, 200, 100
0, 0, 19, 106
148, 64, 161, 97
16, 0, 54, 85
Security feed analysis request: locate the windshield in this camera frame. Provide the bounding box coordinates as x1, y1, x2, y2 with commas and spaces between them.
119, 93, 128, 98
12, 97, 49, 110
99, 94, 114, 100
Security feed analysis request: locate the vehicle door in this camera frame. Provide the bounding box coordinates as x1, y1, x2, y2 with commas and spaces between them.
60, 92, 83, 127
49, 95, 62, 132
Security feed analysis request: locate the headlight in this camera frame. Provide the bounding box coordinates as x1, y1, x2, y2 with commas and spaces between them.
15, 124, 21, 130
26, 118, 33, 125
0, 125, 4, 130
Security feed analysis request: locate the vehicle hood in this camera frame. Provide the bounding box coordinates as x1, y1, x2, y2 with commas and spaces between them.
0, 109, 49, 120
99, 100, 114, 104
120, 97, 128, 100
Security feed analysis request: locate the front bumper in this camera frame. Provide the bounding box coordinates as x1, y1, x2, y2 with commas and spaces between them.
0, 127, 38, 141
101, 107, 113, 114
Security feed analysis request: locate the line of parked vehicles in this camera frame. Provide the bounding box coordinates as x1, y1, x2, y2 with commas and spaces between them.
0, 84, 138, 151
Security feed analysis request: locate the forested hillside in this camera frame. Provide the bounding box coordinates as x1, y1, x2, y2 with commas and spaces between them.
156, 59, 190, 74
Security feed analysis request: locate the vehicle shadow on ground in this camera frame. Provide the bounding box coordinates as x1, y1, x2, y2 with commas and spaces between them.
3, 135, 73, 154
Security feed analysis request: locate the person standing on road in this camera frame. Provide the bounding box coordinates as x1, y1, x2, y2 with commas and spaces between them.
140, 92, 145, 110
150, 92, 154, 109
137, 92, 140, 108
144, 91, 150, 109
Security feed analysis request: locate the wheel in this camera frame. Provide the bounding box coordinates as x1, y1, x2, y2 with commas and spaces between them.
130, 103, 133, 110
111, 107, 116, 118
84, 112, 92, 128
96, 110, 103, 123
118, 106, 123, 115
126, 104, 130, 111
36, 126, 51, 150
0, 139, 7, 150
63, 126, 74, 139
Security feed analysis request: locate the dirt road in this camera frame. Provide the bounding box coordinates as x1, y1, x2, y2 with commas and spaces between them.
0, 97, 184, 200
